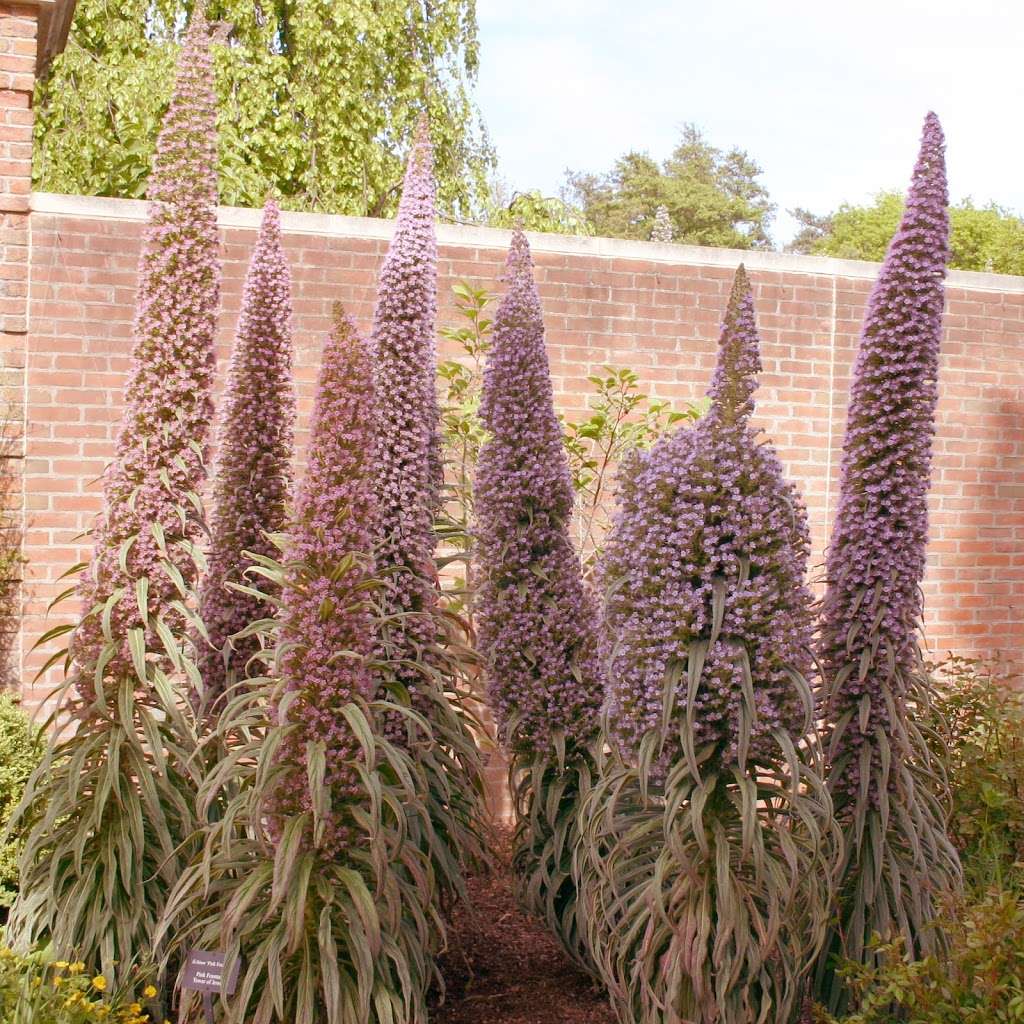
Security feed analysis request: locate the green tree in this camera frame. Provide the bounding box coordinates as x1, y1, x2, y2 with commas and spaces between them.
796, 191, 1024, 274
34, 0, 493, 219
785, 206, 834, 254
485, 185, 593, 235
564, 124, 775, 248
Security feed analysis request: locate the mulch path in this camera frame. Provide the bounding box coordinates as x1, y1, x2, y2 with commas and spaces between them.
432, 832, 615, 1024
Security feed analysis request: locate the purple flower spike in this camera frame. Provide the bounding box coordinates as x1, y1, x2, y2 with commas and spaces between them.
73, 6, 220, 688
271, 308, 379, 859
197, 199, 295, 702
370, 117, 443, 728
819, 113, 950, 801
475, 228, 603, 757
813, 114, 961, 1001
601, 266, 814, 768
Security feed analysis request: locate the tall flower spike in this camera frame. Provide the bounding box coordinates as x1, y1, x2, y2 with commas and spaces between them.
705, 264, 760, 428
271, 307, 378, 859
7, 6, 220, 980
72, 3, 220, 686
476, 229, 603, 971
197, 198, 295, 703
158, 310, 445, 1023
475, 227, 603, 757
369, 115, 487, 900
816, 112, 960, 1001
370, 115, 442, 722
582, 267, 834, 1024
601, 265, 812, 768
821, 112, 948, 758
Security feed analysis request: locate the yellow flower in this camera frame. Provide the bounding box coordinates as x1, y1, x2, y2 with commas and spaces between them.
143, 985, 158, 999
129, 1004, 143, 1014
53, 975, 64, 987
55, 960, 70, 969
69, 961, 86, 974
92, 974, 108, 991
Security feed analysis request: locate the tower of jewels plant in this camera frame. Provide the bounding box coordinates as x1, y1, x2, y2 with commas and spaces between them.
196, 197, 295, 705
6, 5, 219, 984
162, 309, 445, 1024
577, 266, 838, 1024
474, 227, 604, 969
370, 115, 486, 895
814, 112, 961, 1014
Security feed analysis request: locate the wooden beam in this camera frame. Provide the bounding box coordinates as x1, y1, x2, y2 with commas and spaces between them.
14, 0, 76, 75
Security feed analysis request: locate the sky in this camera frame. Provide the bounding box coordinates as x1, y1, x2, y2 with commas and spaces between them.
474, 0, 1024, 245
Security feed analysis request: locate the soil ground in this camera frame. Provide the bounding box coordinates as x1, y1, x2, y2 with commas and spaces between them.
433, 834, 615, 1024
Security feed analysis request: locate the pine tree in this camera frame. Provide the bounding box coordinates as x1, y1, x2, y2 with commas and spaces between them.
650, 203, 673, 242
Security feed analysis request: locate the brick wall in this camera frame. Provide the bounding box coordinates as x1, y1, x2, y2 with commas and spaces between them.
12, 192, 1024, 713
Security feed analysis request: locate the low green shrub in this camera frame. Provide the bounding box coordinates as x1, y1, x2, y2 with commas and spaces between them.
0, 694, 41, 908
0, 947, 158, 1024
819, 661, 1024, 1021
827, 890, 1024, 1023
931, 657, 1024, 892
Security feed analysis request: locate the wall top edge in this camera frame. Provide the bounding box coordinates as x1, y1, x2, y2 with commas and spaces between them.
30, 191, 1024, 294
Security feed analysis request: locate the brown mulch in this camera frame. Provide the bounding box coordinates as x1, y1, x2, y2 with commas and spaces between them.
432, 832, 615, 1024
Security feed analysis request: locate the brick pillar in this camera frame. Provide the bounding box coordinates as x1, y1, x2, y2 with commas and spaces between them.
0, 2, 35, 336
0, 1, 37, 690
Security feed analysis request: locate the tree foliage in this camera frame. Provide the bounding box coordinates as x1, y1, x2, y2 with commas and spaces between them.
0, 694, 40, 908
485, 187, 593, 235
564, 125, 775, 248
34, 0, 493, 219
790, 191, 1024, 274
